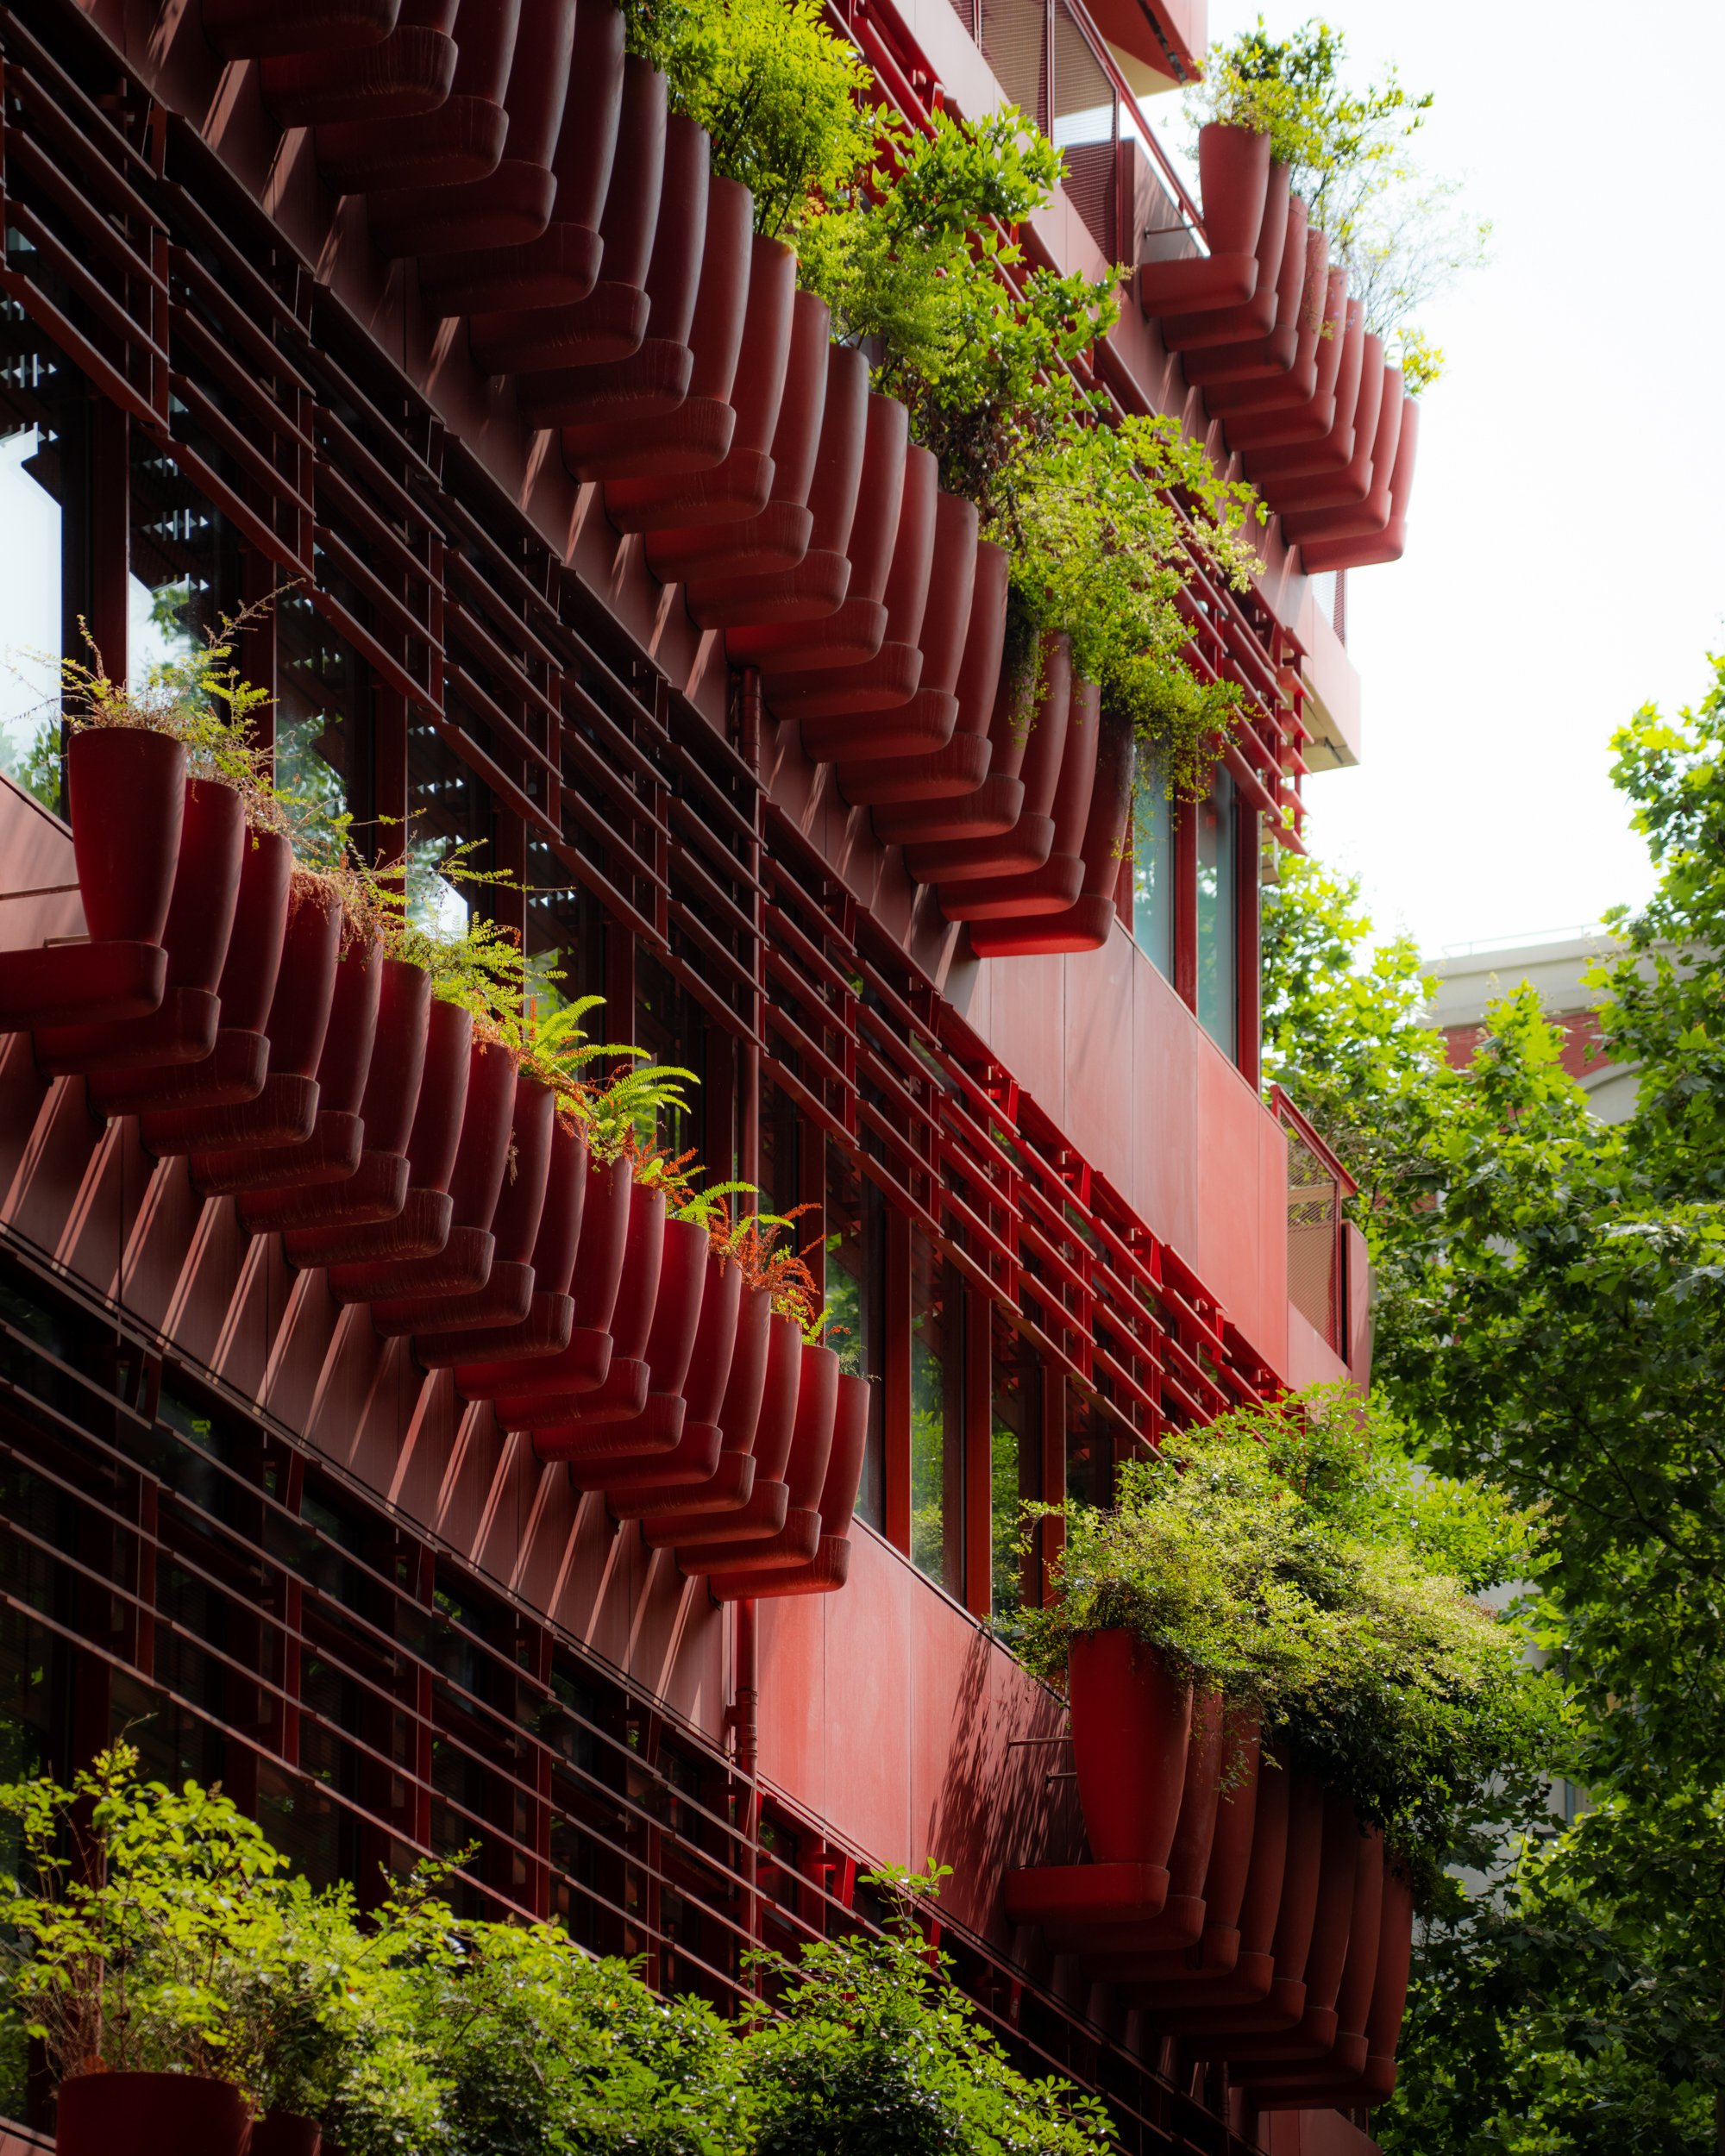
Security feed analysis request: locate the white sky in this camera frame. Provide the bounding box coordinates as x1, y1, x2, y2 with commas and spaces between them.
1159, 0, 1725, 956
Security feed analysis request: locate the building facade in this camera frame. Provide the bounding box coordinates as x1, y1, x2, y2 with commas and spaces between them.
0, 0, 1400, 2150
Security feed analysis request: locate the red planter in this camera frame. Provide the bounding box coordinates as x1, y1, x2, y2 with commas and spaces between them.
467, 55, 663, 369
676, 1338, 838, 1574
1214, 1803, 1377, 2065
802, 492, 977, 762
55, 2071, 251, 2156
1220, 272, 1350, 446
238, 956, 430, 1235
763, 443, 938, 720
531, 1203, 702, 1451
838, 539, 1009, 807
968, 713, 1134, 957
367, 0, 576, 256
869, 624, 1044, 846
1249, 1866, 1413, 2109
204, 0, 398, 60
87, 829, 292, 1118
1284, 375, 1406, 543
1138, 125, 1270, 316
248, 2112, 321, 2156
1069, 1628, 1193, 1867
903, 632, 1071, 881
941, 680, 1100, 920
707, 1366, 869, 1597
193, 938, 384, 1197
606, 235, 797, 531
317, 0, 522, 194
1240, 1828, 1383, 2088
1133, 1741, 1290, 2010
726, 392, 908, 672
1186, 211, 1318, 388
260, 0, 456, 135
140, 882, 342, 1157
513, 114, 709, 423
373, 1069, 555, 1335
1246, 303, 1366, 489
565, 176, 757, 482
1163, 166, 1294, 352
1300, 397, 1420, 573
1264, 345, 1387, 519
35, 774, 244, 1077
605, 1277, 773, 1515
494, 1175, 663, 1421
327, 1037, 517, 1307
283, 996, 471, 1269
644, 1305, 800, 1547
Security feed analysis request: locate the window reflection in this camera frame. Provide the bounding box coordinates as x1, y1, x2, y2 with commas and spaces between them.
1195, 768, 1236, 1055
910, 1229, 963, 1598
990, 1313, 1039, 1619
1132, 780, 1173, 978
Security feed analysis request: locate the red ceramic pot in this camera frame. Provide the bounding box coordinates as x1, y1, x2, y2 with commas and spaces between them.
940, 680, 1100, 920
1191, 218, 1323, 392
1300, 397, 1420, 573
1138, 124, 1269, 316
317, 0, 522, 193
86, 828, 292, 1117
140, 881, 342, 1156
1068, 1628, 1192, 1867
283, 995, 471, 1269
605, 234, 796, 530
1245, 1864, 1409, 2104
683, 342, 867, 627
725, 392, 907, 670
1246, 303, 1366, 489
1220, 272, 1349, 446
676, 1338, 837, 1574
55, 2071, 251, 2156
1213, 1804, 1377, 2064
762, 442, 938, 718
204, 0, 398, 60
262, 0, 458, 128
706, 1366, 869, 1598
35, 774, 244, 1076
1239, 1827, 1383, 2087
419, 1111, 587, 1365
565, 174, 756, 481
327, 1036, 517, 1307
52, 725, 185, 994
801, 492, 978, 762
644, 1304, 800, 1547
248, 2112, 322, 2156
1154, 1688, 1226, 1946
193, 937, 384, 1197
239, 956, 430, 1235
605, 1276, 772, 1514
1283, 377, 1406, 544
967, 714, 1134, 957
902, 632, 1072, 880
867, 617, 1037, 842
1263, 343, 1386, 518
367, 0, 576, 256
838, 538, 1009, 807
491, 1172, 661, 1419
646, 290, 831, 584
599, 1251, 750, 1510
513, 113, 708, 423
1162, 164, 1293, 351
530, 1201, 701, 1450
373, 1069, 555, 1334
420, 0, 624, 317
1133, 1740, 1290, 2011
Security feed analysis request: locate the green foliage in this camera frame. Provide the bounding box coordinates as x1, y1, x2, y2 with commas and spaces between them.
1012, 1387, 1562, 1892
740, 1866, 1113, 2156
3, 718, 62, 815
624, 0, 875, 237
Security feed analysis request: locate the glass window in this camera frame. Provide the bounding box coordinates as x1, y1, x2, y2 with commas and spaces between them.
637, 953, 706, 1163
825, 1148, 884, 1529
1132, 781, 1174, 978
990, 1314, 1039, 1620
1066, 1386, 1112, 1510
0, 329, 80, 811
1195, 768, 1236, 1055
909, 1229, 964, 1598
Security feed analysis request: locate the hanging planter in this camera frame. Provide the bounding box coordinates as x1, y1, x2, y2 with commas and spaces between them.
707, 1367, 870, 1599
1207, 254, 1339, 420
901, 633, 1072, 881
1261, 345, 1388, 519
643, 1307, 802, 1549
605, 235, 796, 531
1245, 304, 1366, 488
939, 682, 1100, 921
203, 0, 398, 61
1184, 214, 1319, 388
366, 0, 577, 257
34, 774, 244, 1077
1138, 124, 1271, 316
316, 0, 524, 194
326, 1036, 518, 1307
676, 1338, 838, 1576
563, 177, 756, 483
1299, 397, 1420, 573
1249, 1867, 1414, 2110
193, 938, 384, 1197
492, 1175, 663, 1422
1283, 380, 1408, 548
1071, 1630, 1195, 1866
1161, 167, 1294, 351
725, 391, 908, 670
55, 2071, 251, 2156
370, 1069, 555, 1335
139, 881, 343, 1158
282, 997, 472, 1270
1220, 277, 1352, 450
467, 56, 665, 370
419, 0, 625, 317
261, 2, 459, 128
513, 115, 710, 423
1238, 1828, 1384, 2088
605, 1277, 774, 1517
967, 714, 1133, 957
87, 828, 292, 1119
238, 956, 430, 1235
1132, 1747, 1291, 2007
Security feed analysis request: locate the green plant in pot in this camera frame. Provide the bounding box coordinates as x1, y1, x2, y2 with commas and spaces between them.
1013, 1386, 1567, 1902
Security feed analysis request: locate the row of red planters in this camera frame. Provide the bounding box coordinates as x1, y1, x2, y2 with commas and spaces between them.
198, 0, 1139, 956
1006, 1633, 1413, 2115
0, 732, 863, 1597
1141, 124, 1420, 576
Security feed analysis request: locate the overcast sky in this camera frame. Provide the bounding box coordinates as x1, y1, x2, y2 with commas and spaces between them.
1165, 0, 1725, 957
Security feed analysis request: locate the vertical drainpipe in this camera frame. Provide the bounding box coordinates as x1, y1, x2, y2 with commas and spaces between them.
734, 667, 764, 1958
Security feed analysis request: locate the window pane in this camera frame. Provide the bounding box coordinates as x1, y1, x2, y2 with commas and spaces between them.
1132, 781, 1173, 977
910, 1230, 963, 1597
990, 1314, 1039, 1620
1195, 768, 1236, 1054
825, 1149, 885, 1529
1066, 1387, 1112, 1510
